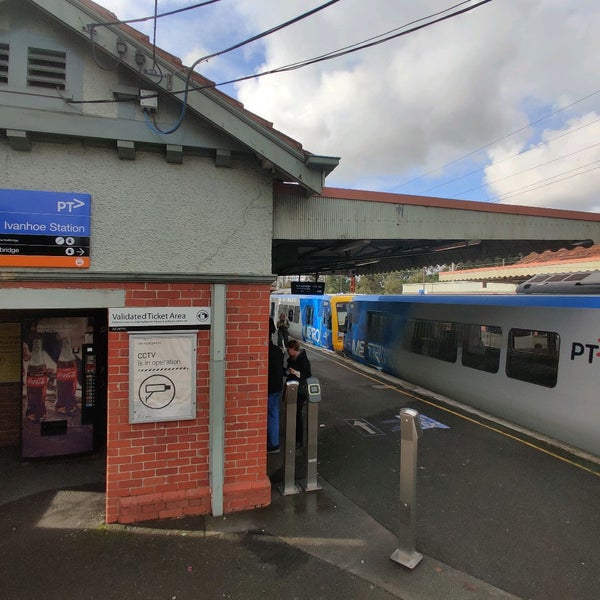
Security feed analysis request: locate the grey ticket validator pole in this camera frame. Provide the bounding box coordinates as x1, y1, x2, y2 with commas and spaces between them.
390, 407, 423, 569
280, 380, 301, 496
303, 377, 322, 492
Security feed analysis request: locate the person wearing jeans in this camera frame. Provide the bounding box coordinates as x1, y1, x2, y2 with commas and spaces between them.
267, 318, 284, 453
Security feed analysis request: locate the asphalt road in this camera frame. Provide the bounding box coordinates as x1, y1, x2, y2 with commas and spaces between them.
306, 346, 600, 600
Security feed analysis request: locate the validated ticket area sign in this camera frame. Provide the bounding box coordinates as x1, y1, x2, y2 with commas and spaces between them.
0, 188, 91, 268
108, 307, 211, 331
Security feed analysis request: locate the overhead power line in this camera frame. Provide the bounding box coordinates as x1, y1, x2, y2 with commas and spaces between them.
146, 0, 342, 134
87, 0, 222, 71
200, 0, 494, 88
145, 0, 493, 133
454, 139, 600, 197
495, 161, 600, 202
406, 89, 600, 196
88, 0, 223, 29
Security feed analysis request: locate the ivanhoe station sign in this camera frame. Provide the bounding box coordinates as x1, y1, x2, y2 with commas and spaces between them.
0, 188, 91, 268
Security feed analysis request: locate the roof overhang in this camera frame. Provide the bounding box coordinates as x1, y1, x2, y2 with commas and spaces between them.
24, 0, 339, 194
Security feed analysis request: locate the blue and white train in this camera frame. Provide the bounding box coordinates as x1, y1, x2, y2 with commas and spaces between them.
343, 291, 600, 458
270, 294, 352, 352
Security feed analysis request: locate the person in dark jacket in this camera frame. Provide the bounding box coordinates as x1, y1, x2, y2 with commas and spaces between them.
285, 339, 312, 449
267, 318, 284, 453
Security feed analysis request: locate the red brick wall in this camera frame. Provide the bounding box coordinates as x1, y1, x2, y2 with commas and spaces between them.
106, 282, 272, 523
0, 280, 272, 523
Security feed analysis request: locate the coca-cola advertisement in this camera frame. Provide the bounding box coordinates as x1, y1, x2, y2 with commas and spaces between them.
22, 316, 93, 458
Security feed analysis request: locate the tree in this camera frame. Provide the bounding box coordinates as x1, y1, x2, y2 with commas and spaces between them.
382, 272, 403, 294
324, 274, 350, 293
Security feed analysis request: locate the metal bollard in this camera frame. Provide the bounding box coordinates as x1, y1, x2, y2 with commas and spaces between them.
303, 377, 322, 492
390, 407, 423, 569
279, 380, 301, 496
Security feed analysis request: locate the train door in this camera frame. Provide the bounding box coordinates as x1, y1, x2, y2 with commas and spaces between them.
322, 299, 332, 350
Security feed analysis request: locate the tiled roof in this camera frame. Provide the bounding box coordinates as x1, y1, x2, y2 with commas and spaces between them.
518, 245, 600, 264
440, 245, 600, 282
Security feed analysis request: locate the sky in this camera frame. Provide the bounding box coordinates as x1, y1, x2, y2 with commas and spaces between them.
96, 0, 600, 212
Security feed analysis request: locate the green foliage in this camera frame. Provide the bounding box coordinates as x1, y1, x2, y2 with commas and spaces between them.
324, 275, 351, 293
352, 269, 439, 294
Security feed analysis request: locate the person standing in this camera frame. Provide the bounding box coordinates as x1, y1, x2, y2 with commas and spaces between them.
267, 318, 284, 453
285, 339, 312, 449
277, 312, 289, 348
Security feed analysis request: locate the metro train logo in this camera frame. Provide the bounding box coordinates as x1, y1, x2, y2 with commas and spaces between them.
350, 339, 389, 365
570, 340, 600, 363
304, 325, 320, 344
351, 339, 365, 357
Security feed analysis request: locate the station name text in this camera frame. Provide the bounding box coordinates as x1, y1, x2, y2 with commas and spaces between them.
3, 220, 85, 233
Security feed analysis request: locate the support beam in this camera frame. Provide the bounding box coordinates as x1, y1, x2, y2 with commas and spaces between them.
209, 283, 226, 517
116, 140, 135, 160
215, 149, 231, 168
165, 144, 183, 164
7, 129, 31, 151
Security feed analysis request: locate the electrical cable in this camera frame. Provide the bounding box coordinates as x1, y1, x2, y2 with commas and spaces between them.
203, 0, 493, 87
236, 0, 479, 74
152, 0, 158, 67
452, 140, 600, 198
86, 0, 221, 72
80, 0, 489, 133
494, 160, 600, 202
149, 0, 341, 135
88, 0, 222, 29
72, 0, 489, 107
404, 89, 600, 195
414, 114, 600, 197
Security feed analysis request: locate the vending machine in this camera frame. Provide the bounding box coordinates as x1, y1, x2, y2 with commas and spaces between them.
21, 313, 105, 458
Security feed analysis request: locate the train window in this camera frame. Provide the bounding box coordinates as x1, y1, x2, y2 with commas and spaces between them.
506, 328, 560, 388
462, 324, 502, 373
305, 305, 314, 326
367, 311, 392, 344
336, 302, 348, 334
405, 319, 457, 363
292, 305, 300, 323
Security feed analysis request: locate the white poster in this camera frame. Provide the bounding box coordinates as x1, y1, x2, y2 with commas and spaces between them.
129, 333, 197, 423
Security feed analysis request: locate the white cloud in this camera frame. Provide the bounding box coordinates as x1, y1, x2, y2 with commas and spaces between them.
93, 1, 600, 211
233, 0, 600, 210
486, 113, 600, 211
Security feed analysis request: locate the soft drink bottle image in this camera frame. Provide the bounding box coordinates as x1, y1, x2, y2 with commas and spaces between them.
55, 335, 78, 414
26, 337, 47, 422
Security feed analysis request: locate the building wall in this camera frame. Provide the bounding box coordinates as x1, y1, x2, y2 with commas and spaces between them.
5, 280, 272, 523
0, 0, 279, 523
1, 142, 274, 275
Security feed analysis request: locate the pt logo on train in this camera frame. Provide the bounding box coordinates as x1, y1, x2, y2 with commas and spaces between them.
570, 340, 600, 363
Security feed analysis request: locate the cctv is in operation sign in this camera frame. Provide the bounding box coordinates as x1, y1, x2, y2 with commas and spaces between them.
0, 188, 91, 268
129, 333, 197, 423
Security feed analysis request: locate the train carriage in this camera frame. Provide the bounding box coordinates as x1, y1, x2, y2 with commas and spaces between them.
343, 293, 600, 457
270, 294, 352, 352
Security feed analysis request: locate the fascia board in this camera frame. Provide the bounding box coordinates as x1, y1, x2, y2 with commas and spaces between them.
0, 104, 244, 149
24, 0, 329, 193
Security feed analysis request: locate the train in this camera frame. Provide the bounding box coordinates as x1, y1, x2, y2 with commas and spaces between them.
271, 286, 600, 458
270, 293, 352, 352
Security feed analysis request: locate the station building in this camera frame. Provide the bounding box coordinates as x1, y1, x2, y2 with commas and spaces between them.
0, 0, 338, 523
